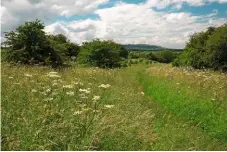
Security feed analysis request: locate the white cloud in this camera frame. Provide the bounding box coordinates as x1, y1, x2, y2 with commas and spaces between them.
1, 0, 227, 48
1, 0, 109, 33
44, 2, 226, 48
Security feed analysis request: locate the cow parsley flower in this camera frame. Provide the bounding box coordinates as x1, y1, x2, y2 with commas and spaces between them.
99, 84, 111, 89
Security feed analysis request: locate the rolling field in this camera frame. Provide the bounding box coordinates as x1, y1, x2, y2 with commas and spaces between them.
1, 63, 227, 150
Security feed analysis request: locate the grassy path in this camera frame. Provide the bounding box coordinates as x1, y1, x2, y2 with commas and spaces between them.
1, 63, 227, 150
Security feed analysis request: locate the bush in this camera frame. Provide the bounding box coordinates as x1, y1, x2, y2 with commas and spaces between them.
48, 34, 80, 62
155, 50, 177, 63
146, 52, 158, 61
78, 39, 128, 68
174, 24, 227, 71
3, 20, 63, 66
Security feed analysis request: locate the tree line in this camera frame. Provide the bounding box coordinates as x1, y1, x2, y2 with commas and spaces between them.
2, 19, 227, 71
173, 24, 227, 71
2, 19, 128, 68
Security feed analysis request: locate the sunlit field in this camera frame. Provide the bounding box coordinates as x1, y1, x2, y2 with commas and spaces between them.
1, 63, 227, 150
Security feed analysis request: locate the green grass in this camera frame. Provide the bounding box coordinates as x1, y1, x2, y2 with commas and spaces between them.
1, 63, 227, 150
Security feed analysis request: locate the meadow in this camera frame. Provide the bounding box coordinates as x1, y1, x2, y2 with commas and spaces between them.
1, 62, 227, 150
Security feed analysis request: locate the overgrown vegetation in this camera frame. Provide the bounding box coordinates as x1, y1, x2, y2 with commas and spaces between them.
3, 20, 80, 67
2, 63, 227, 150
173, 24, 227, 71
78, 39, 128, 68
129, 50, 179, 63
2, 19, 227, 151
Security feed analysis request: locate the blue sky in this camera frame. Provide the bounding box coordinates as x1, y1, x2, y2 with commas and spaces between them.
1, 0, 227, 48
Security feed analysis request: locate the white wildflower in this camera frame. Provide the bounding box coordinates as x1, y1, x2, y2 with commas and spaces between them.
31, 89, 37, 93
48, 72, 61, 78
73, 111, 82, 115
46, 88, 51, 93
104, 105, 114, 108
24, 73, 32, 77
99, 84, 111, 89
82, 108, 91, 112
92, 96, 100, 101
66, 91, 74, 96
13, 83, 20, 85
52, 82, 58, 86
74, 82, 84, 86
44, 97, 53, 101
63, 85, 74, 89
79, 88, 90, 94
140, 92, 145, 96
81, 96, 88, 99
93, 110, 100, 113
49, 71, 58, 75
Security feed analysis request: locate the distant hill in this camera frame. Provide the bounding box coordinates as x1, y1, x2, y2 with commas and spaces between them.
122, 44, 182, 51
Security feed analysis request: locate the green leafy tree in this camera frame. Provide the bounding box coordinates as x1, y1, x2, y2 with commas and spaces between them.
173, 24, 227, 71
47, 34, 80, 61
206, 24, 227, 70
3, 19, 62, 66
78, 39, 128, 68
155, 50, 177, 63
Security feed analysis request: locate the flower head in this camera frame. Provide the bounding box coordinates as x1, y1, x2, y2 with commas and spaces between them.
99, 84, 111, 89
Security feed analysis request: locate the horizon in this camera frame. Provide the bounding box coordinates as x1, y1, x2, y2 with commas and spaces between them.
1, 0, 227, 49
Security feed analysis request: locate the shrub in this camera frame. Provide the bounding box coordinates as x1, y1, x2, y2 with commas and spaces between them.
155, 50, 177, 63
3, 20, 63, 66
173, 24, 227, 71
48, 35, 80, 61
146, 52, 158, 61
78, 39, 128, 68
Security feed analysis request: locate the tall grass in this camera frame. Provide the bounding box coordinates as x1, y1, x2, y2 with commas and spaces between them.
139, 64, 227, 141
1, 63, 227, 150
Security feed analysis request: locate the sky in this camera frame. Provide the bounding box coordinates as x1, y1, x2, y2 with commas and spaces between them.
1, 0, 227, 49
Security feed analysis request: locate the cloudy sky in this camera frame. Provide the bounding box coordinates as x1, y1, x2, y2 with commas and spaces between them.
1, 0, 227, 48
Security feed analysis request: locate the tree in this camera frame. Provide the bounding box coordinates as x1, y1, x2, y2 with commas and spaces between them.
3, 19, 62, 66
78, 39, 128, 68
47, 34, 80, 60
173, 24, 227, 71
206, 24, 227, 70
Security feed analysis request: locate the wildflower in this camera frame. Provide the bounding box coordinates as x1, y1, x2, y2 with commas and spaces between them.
81, 96, 88, 99
73, 111, 82, 115
104, 105, 114, 108
66, 91, 74, 96
46, 88, 51, 93
63, 85, 74, 89
48, 73, 61, 78
93, 110, 100, 113
79, 88, 91, 94
52, 82, 58, 86
31, 89, 37, 93
99, 84, 111, 89
92, 96, 100, 101
49, 71, 58, 75
82, 108, 92, 112
24, 73, 32, 77
74, 82, 84, 86
44, 97, 53, 101
140, 92, 145, 96
13, 83, 20, 85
